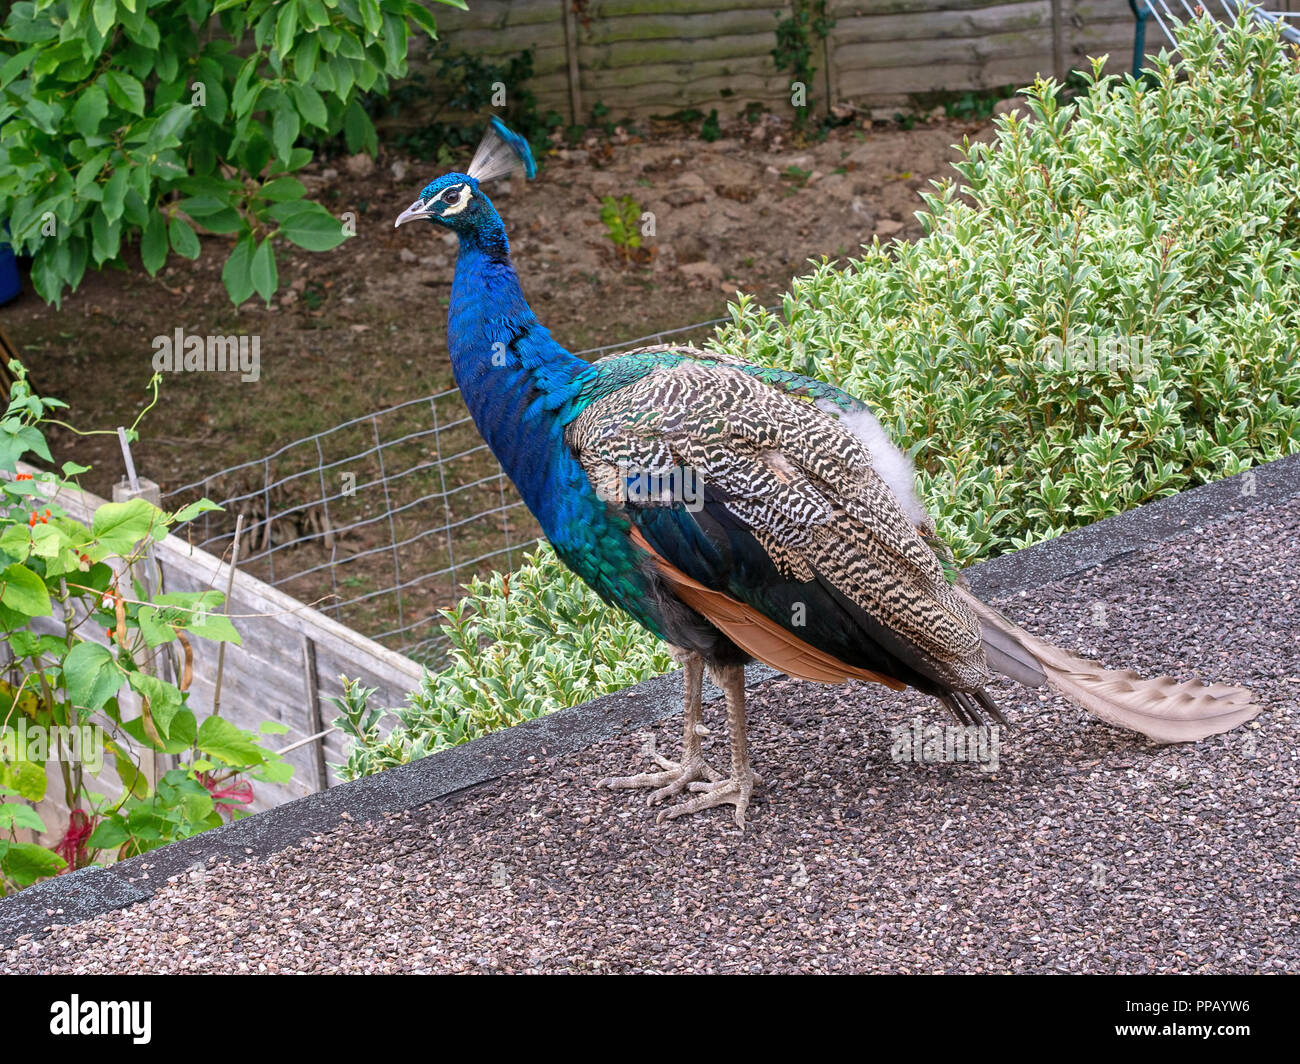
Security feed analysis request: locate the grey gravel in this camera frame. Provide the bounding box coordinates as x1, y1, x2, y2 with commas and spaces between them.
2, 492, 1297, 974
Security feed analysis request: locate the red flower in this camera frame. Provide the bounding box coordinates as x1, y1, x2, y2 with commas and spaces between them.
198, 773, 254, 818
56, 809, 94, 871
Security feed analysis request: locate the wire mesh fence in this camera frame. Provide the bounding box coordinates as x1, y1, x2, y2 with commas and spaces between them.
160, 313, 748, 667
1139, 0, 1300, 49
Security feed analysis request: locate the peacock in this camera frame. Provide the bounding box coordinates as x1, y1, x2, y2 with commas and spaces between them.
394, 119, 1262, 829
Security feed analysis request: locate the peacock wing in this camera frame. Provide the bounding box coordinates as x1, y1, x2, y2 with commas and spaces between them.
566, 357, 989, 693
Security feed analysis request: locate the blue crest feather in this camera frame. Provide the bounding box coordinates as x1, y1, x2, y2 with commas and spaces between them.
467, 118, 537, 183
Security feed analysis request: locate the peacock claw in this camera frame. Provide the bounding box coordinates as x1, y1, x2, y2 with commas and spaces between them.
598, 755, 724, 807
656, 771, 760, 830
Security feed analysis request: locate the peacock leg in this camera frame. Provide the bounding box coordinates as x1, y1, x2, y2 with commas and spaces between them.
597, 647, 723, 805
658, 662, 761, 830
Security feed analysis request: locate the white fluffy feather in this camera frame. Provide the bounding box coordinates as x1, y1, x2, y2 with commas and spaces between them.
817, 402, 930, 528
467, 128, 527, 184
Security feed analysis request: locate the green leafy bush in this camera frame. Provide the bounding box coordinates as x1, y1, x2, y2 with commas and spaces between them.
341, 13, 1300, 776
0, 0, 459, 306
0, 363, 290, 893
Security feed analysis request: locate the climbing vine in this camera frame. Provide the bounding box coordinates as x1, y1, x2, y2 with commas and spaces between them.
771, 0, 835, 129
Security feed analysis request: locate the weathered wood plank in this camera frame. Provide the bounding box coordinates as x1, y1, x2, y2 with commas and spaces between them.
830, 0, 1048, 14
591, 0, 783, 15
576, 9, 782, 43
423, 0, 572, 31
832, 3, 1052, 42
838, 53, 1055, 95
835, 29, 1056, 71
578, 31, 792, 68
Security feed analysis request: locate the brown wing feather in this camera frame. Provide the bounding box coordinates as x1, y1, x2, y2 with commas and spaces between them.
630, 527, 907, 689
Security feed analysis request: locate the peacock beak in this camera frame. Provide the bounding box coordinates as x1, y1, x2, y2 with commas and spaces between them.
393, 197, 434, 228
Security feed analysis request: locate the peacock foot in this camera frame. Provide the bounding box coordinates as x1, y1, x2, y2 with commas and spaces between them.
597, 754, 723, 807
656, 769, 761, 830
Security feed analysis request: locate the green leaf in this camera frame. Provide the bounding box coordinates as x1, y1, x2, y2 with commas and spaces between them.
342, 98, 376, 155
168, 217, 201, 260
0, 422, 54, 466
0, 564, 52, 618
275, 0, 299, 58
407, 3, 441, 36
71, 83, 109, 138
136, 604, 183, 646
258, 177, 307, 203
121, 707, 196, 754
289, 83, 328, 129
86, 817, 129, 849
140, 210, 168, 275
359, 0, 382, 36
1, 48, 40, 89
179, 195, 235, 218
29, 522, 64, 559
253, 758, 293, 783
92, 497, 162, 553
186, 610, 241, 645
128, 672, 184, 738
0, 804, 46, 832
250, 238, 278, 304
92, 0, 117, 37
196, 716, 266, 768
271, 201, 348, 251
1, 842, 66, 886
64, 640, 124, 710
172, 499, 222, 523
222, 235, 256, 306
272, 106, 300, 166
101, 167, 129, 224
105, 70, 146, 117
0, 762, 47, 802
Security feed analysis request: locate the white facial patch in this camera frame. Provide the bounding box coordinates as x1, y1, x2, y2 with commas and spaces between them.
817, 400, 930, 528
438, 184, 471, 217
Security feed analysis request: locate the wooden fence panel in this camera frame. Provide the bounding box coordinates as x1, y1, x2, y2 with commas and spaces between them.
420, 0, 1175, 120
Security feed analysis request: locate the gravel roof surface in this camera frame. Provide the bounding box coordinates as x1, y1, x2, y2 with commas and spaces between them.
3, 492, 1297, 974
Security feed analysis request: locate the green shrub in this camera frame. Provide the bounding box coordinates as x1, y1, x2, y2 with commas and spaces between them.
340, 12, 1300, 777
0, 0, 459, 307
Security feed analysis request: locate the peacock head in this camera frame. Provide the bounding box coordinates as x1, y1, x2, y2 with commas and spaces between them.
393, 118, 536, 241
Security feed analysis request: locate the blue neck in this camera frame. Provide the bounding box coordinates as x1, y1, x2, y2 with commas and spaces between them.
447, 224, 587, 517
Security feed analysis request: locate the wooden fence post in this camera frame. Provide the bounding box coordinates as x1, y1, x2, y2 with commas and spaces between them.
561, 0, 583, 126
300, 634, 330, 791
823, 17, 837, 116
1050, 0, 1066, 83
112, 470, 165, 790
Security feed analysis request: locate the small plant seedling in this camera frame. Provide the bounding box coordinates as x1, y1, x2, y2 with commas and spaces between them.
599, 196, 644, 265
